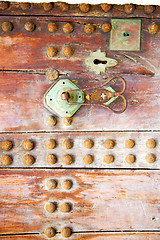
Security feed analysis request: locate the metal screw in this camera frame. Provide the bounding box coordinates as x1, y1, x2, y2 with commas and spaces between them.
63, 23, 74, 34
104, 155, 114, 164
2, 21, 13, 32
46, 154, 57, 165
102, 23, 111, 32
24, 21, 35, 32
84, 139, 94, 149
125, 154, 135, 164
64, 46, 74, 57
0, 1, 9, 10
146, 139, 156, 149
60, 202, 71, 213
45, 202, 57, 213
83, 154, 94, 165
125, 139, 135, 149
61, 180, 73, 190
79, 3, 90, 13
47, 22, 58, 33
23, 139, 34, 151
43, 2, 53, 12
145, 153, 156, 163
46, 139, 56, 149
2, 140, 13, 151
63, 117, 73, 126
104, 139, 115, 149
57, 2, 69, 11
62, 155, 73, 165
20, 2, 31, 10
23, 154, 35, 165
47, 47, 58, 57
144, 5, 156, 14
46, 179, 57, 190
101, 3, 112, 12
62, 139, 73, 149
1, 155, 13, 165
45, 227, 56, 238
61, 227, 72, 238
84, 23, 95, 34
124, 4, 135, 14
46, 116, 57, 126
149, 23, 159, 34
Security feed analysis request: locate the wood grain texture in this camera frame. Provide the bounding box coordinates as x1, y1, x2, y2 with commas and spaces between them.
0, 132, 160, 169
0, 169, 160, 234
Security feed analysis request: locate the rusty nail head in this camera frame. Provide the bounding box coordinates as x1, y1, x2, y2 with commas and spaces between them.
45, 227, 56, 238
2, 140, 13, 151
57, 2, 69, 11
125, 4, 135, 14
125, 139, 135, 149
23, 154, 35, 165
125, 154, 135, 164
61, 227, 72, 238
104, 155, 114, 164
104, 139, 115, 149
46, 139, 56, 149
144, 5, 156, 14
2, 21, 13, 32
101, 3, 112, 12
84, 23, 95, 34
146, 139, 156, 149
45, 202, 57, 213
43, 2, 53, 12
79, 3, 90, 13
20, 2, 31, 10
102, 23, 112, 32
62, 155, 73, 165
46, 179, 57, 189
23, 139, 34, 151
1, 155, 13, 165
61, 180, 73, 190
47, 22, 58, 33
64, 46, 74, 57
60, 202, 71, 213
83, 154, 94, 165
149, 23, 159, 34
46, 154, 57, 165
24, 21, 35, 32
0, 1, 9, 10
84, 139, 94, 149
63, 117, 73, 126
46, 116, 57, 126
62, 138, 73, 149
63, 23, 74, 34
47, 47, 58, 57
145, 153, 156, 163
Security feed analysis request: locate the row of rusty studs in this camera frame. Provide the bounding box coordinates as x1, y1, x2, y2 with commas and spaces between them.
0, 2, 158, 15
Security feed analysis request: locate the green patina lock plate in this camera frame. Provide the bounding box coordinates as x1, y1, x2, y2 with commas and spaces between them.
44, 79, 85, 117
110, 19, 141, 51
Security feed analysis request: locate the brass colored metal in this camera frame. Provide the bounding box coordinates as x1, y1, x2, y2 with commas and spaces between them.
2, 21, 13, 32
124, 4, 135, 14
61, 180, 73, 190
79, 3, 90, 13
43, 2, 53, 12
46, 179, 57, 190
2, 141, 13, 151
46, 116, 57, 126
104, 155, 115, 164
46, 139, 56, 149
47, 47, 58, 57
46, 154, 57, 165
20, 2, 31, 10
101, 4, 112, 12
24, 21, 35, 32
46, 68, 59, 81
62, 139, 73, 149
102, 23, 112, 32
0, 1, 9, 10
62, 155, 73, 165
47, 22, 58, 33
57, 2, 69, 11
84, 139, 94, 149
84, 23, 95, 34
64, 46, 74, 57
61, 227, 72, 238
45, 202, 57, 213
63, 117, 73, 126
149, 23, 159, 34
144, 5, 156, 14
125, 154, 136, 164
63, 23, 74, 34
23, 154, 35, 165
145, 153, 156, 163
104, 139, 115, 149
125, 139, 135, 149
45, 227, 56, 238
83, 154, 94, 164
1, 155, 13, 166
23, 140, 34, 151
146, 139, 156, 149
60, 203, 71, 213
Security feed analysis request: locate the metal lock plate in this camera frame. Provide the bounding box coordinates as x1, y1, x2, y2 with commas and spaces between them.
109, 19, 141, 51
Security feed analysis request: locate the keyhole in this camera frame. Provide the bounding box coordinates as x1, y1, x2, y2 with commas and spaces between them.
122, 32, 130, 37
94, 59, 107, 65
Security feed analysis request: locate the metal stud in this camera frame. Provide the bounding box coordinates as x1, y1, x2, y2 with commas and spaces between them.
145, 153, 156, 163
84, 139, 94, 149
61, 227, 72, 238
23, 154, 35, 165
0, 1, 10, 10
101, 3, 112, 12
62, 139, 73, 149
2, 140, 13, 151
62, 155, 73, 165
46, 154, 57, 165
124, 4, 135, 14
45, 227, 56, 238
47, 47, 58, 57
104, 139, 115, 149
63, 23, 74, 34
79, 3, 90, 13
23, 139, 34, 151
84, 23, 95, 34
47, 22, 58, 33
149, 23, 159, 34
57, 2, 69, 12
61, 179, 73, 190
46, 179, 57, 190
20, 2, 31, 10
1, 155, 13, 165
45, 202, 57, 213
104, 155, 114, 164
43, 2, 53, 12
125, 139, 135, 149
24, 21, 35, 32
64, 46, 74, 57
46, 116, 57, 126
2, 21, 13, 32
102, 23, 111, 32
125, 154, 136, 164
144, 5, 156, 14
60, 202, 71, 213
46, 139, 56, 149
146, 139, 156, 149
83, 154, 94, 165
63, 117, 73, 126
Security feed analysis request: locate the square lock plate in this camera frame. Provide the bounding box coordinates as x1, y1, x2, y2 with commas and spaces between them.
109, 19, 141, 51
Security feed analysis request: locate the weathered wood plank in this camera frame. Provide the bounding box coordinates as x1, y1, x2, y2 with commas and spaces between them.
0, 170, 159, 234
0, 132, 160, 168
